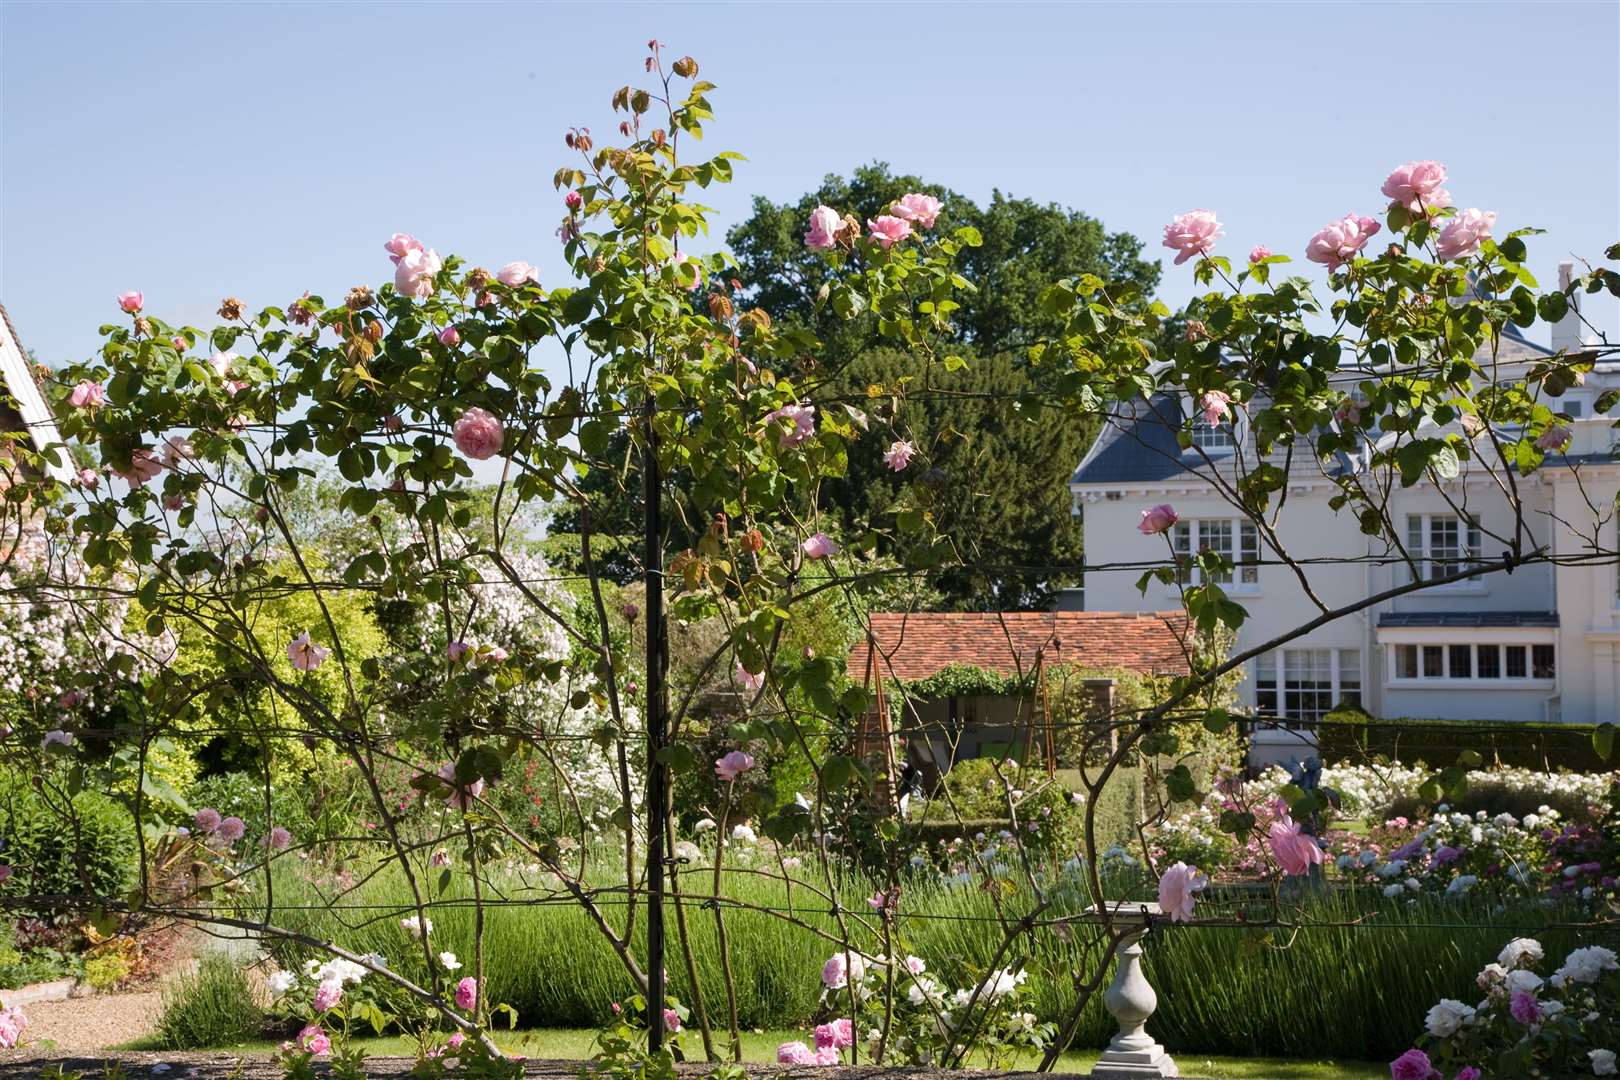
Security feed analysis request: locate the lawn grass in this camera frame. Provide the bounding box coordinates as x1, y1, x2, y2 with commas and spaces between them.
123, 1027, 1389, 1078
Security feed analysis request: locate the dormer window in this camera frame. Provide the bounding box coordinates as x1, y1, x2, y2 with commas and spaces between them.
1190, 419, 1235, 452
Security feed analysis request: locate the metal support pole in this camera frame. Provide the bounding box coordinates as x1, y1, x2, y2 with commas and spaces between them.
643, 397, 668, 1050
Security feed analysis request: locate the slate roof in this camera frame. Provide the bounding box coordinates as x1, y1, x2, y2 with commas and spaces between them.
1069, 394, 1190, 485
1377, 611, 1559, 628
847, 610, 1192, 684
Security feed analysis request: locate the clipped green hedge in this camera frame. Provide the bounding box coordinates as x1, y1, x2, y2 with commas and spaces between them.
0, 783, 136, 915
1317, 712, 1607, 771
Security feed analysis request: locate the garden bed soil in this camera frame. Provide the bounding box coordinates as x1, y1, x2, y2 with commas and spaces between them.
0, 1058, 1161, 1080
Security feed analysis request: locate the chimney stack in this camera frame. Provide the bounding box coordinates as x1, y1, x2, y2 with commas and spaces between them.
1550, 262, 1593, 353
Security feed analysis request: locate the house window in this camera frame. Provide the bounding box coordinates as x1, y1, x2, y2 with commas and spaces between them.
1389, 642, 1556, 683
1190, 419, 1234, 452
1172, 519, 1260, 586
1406, 513, 1483, 583
1254, 648, 1361, 728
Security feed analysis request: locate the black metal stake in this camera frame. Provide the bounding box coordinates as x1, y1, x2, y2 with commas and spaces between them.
643, 395, 668, 1050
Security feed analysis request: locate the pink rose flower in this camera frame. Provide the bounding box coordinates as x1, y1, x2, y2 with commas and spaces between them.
495, 261, 539, 287
1157, 861, 1207, 923
313, 980, 342, 1011
69, 381, 106, 408
216, 816, 246, 843
288, 631, 330, 671
116, 448, 163, 487
814, 1047, 840, 1065
395, 247, 443, 300
384, 233, 423, 265
1509, 989, 1540, 1025
1380, 160, 1450, 213
162, 435, 196, 469
267, 826, 293, 851
436, 762, 486, 810
564, 191, 583, 210
57, 689, 85, 709
714, 750, 755, 782
1199, 390, 1232, 426
867, 215, 912, 249
1267, 808, 1325, 876
662, 1008, 680, 1033
802, 532, 839, 559
438, 325, 461, 347
448, 641, 470, 663
883, 440, 915, 471
173, 335, 189, 350
1305, 214, 1382, 271
194, 808, 222, 833
446, 1032, 466, 1050
117, 291, 144, 314
454, 976, 478, 1010
891, 193, 942, 229
163, 494, 184, 512
1433, 208, 1497, 262
1536, 425, 1571, 453
804, 205, 841, 251
1336, 398, 1362, 426
763, 403, 816, 448
821, 953, 848, 989
1453, 1068, 1481, 1080
452, 406, 505, 460
733, 662, 764, 692
77, 467, 100, 490
1248, 245, 1271, 264
1161, 209, 1223, 265
298, 1024, 331, 1055
814, 1018, 854, 1050
1390, 1049, 1438, 1080
384, 414, 404, 434
777, 1041, 818, 1066
0, 1003, 28, 1048
1137, 504, 1178, 535
430, 849, 451, 867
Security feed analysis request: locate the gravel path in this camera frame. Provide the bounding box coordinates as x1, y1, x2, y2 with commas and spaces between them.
14, 991, 167, 1053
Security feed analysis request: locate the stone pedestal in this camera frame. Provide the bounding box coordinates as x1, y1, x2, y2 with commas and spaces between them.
1089, 903, 1179, 1079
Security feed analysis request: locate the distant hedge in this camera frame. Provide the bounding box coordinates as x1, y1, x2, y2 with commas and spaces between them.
1315, 711, 1607, 771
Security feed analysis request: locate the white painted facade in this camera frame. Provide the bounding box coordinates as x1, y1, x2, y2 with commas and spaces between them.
1069, 270, 1617, 766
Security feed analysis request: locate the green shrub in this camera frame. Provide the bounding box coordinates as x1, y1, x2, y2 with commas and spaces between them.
82, 952, 132, 990
0, 784, 135, 915
1318, 712, 1605, 771
156, 954, 266, 1049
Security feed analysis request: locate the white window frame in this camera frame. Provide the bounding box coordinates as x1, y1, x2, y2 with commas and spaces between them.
1405, 512, 1484, 588
1253, 648, 1362, 729
1189, 418, 1235, 453
1171, 518, 1260, 591
1383, 634, 1557, 689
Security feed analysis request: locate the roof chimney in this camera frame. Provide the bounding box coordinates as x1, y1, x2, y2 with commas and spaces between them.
1550, 262, 1594, 353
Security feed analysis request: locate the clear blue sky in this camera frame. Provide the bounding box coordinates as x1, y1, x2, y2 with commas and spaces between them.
5, 1, 1617, 375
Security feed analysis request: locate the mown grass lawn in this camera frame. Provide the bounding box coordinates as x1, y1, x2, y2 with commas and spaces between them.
126, 1027, 1387, 1078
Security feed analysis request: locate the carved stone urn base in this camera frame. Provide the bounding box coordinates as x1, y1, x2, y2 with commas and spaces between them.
1087, 901, 1179, 1080
1090, 1041, 1180, 1078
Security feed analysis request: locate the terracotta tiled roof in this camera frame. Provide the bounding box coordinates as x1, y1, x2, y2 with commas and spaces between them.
847, 610, 1191, 684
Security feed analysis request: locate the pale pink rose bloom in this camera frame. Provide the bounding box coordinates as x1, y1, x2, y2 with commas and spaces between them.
447, 640, 471, 663
69, 381, 105, 408
814, 1047, 841, 1065
1434, 208, 1498, 262
312, 980, 342, 1011
1536, 425, 1572, 453
778, 1042, 818, 1066
454, 976, 477, 1010
733, 662, 765, 692
904, 955, 926, 974
41, 730, 75, 749
173, 336, 189, 351
77, 467, 100, 490
1304, 214, 1382, 271
1199, 390, 1232, 426
1267, 807, 1324, 876
564, 191, 583, 210
0, 1004, 27, 1049
446, 1032, 466, 1050
163, 494, 184, 512
662, 1008, 681, 1033
299, 1024, 331, 1055
1161, 209, 1223, 265
430, 849, 451, 868
117, 291, 144, 314
821, 953, 848, 989
194, 807, 222, 833
1157, 861, 1207, 923
763, 402, 816, 448
438, 325, 461, 347
436, 762, 486, 810
210, 349, 240, 381
804, 205, 841, 251
891, 193, 942, 229
216, 816, 246, 843
802, 532, 840, 559
288, 630, 330, 671
452, 406, 505, 460
1137, 504, 1178, 535
1336, 398, 1362, 426
1380, 160, 1449, 212
57, 689, 85, 709
395, 247, 443, 299
385, 233, 423, 265
714, 750, 755, 781
117, 449, 164, 487
883, 440, 915, 471
495, 261, 540, 286
482, 645, 508, 664
867, 214, 912, 249
1248, 245, 1271, 264
162, 435, 196, 469
267, 826, 293, 851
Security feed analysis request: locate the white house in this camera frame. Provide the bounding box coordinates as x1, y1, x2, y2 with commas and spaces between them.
1069, 265, 1615, 765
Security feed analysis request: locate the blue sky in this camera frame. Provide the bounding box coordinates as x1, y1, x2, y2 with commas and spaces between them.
5, 1, 1616, 375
